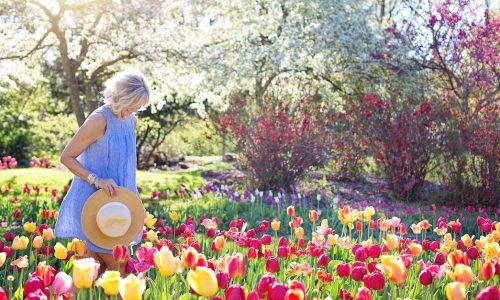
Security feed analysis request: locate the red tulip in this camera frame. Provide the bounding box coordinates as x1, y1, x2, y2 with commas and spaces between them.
278, 237, 288, 247
0, 240, 3, 252
297, 239, 305, 248
479, 262, 494, 281
363, 272, 385, 290
266, 257, 280, 273
369, 220, 375, 229
258, 221, 269, 234
351, 266, 367, 282
35, 262, 57, 286
317, 254, 329, 267
356, 221, 363, 232
112, 244, 128, 263
225, 284, 246, 300
256, 275, 276, 298
247, 290, 259, 300
261, 234, 272, 245
339, 288, 353, 300
268, 282, 288, 300
4, 232, 14, 242
206, 228, 216, 238
434, 252, 446, 265
278, 246, 288, 258
23, 276, 46, 298
228, 253, 246, 279
355, 247, 368, 262
355, 287, 371, 300
287, 206, 295, 217
466, 246, 479, 260
309, 210, 318, 222
216, 272, 229, 289
337, 263, 351, 278
0, 287, 6, 300
368, 244, 381, 258
418, 270, 433, 286
249, 239, 260, 249
247, 229, 256, 238
3, 246, 12, 258
476, 285, 500, 300
248, 247, 258, 259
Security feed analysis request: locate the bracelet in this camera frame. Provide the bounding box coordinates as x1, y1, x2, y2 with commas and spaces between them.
87, 173, 99, 187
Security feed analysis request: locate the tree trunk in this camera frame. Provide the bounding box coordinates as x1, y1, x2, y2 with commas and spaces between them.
222, 132, 227, 162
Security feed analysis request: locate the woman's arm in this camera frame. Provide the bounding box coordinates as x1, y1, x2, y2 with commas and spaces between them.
60, 113, 118, 197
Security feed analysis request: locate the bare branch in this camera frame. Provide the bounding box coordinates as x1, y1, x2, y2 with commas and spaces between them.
0, 29, 51, 60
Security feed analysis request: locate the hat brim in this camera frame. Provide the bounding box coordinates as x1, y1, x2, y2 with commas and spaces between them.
81, 187, 145, 250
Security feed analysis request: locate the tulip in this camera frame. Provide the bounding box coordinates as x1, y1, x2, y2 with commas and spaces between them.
169, 211, 179, 222
466, 246, 479, 260
317, 254, 329, 267
266, 257, 280, 273
386, 233, 399, 251
355, 287, 371, 300
446, 282, 466, 300
355, 247, 368, 262
69, 238, 87, 258
409, 243, 422, 257
351, 266, 367, 282
435, 252, 446, 265
35, 261, 57, 286
147, 230, 158, 242
73, 258, 100, 288
154, 246, 179, 276
285, 288, 305, 300
228, 253, 246, 279
226, 285, 246, 300
0, 252, 5, 267
476, 286, 500, 300
0, 287, 5, 300
278, 246, 288, 258
52, 272, 73, 296
144, 211, 157, 228
24, 222, 37, 233
216, 272, 229, 289
247, 290, 259, 300
96, 271, 121, 296
12, 236, 29, 250
368, 244, 381, 258
119, 273, 146, 300
32, 236, 43, 249
450, 264, 474, 286
42, 228, 53, 241
271, 219, 281, 231
268, 282, 288, 300
309, 210, 318, 222
377, 255, 407, 285
248, 247, 258, 259
478, 262, 494, 281
54, 242, 68, 260
418, 269, 433, 286
337, 263, 351, 278
4, 232, 14, 242
23, 276, 49, 299
187, 267, 218, 297
485, 243, 500, 261
363, 272, 385, 290
461, 234, 473, 248
256, 274, 276, 298
295, 227, 304, 239
113, 245, 128, 263
287, 206, 295, 216
261, 234, 272, 245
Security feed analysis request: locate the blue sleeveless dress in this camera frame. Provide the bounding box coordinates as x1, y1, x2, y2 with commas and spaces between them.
54, 105, 142, 254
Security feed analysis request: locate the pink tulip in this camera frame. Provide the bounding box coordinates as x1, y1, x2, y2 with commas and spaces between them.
266, 257, 280, 273
216, 272, 229, 289
256, 275, 276, 298
268, 282, 288, 300
225, 285, 246, 300
52, 272, 73, 296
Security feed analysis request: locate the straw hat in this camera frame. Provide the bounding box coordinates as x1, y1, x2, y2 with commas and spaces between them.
81, 187, 145, 250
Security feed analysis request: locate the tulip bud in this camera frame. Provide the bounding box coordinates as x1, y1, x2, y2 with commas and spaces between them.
266, 257, 280, 273
287, 206, 295, 217
216, 272, 229, 289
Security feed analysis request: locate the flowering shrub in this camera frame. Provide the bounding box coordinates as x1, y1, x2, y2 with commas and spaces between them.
0, 156, 17, 170
29, 156, 51, 168
215, 95, 334, 191
348, 93, 438, 199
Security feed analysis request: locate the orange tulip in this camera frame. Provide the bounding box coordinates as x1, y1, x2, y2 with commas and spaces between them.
408, 242, 422, 257
448, 251, 469, 268
376, 255, 407, 285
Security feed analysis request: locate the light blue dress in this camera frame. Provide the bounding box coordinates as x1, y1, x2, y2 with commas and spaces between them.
54, 105, 142, 254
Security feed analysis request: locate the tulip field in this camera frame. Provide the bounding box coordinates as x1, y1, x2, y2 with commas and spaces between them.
0, 169, 499, 300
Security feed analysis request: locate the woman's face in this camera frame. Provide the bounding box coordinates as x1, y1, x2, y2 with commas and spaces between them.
120, 104, 142, 119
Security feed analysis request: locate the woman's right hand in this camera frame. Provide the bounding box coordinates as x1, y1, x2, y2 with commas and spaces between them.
96, 178, 118, 197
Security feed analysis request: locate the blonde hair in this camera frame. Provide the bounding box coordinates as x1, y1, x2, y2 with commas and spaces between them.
102, 70, 151, 115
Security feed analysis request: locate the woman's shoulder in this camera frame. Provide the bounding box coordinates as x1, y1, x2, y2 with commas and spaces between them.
83, 111, 107, 136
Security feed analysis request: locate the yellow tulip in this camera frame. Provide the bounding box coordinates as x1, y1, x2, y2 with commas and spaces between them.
271, 219, 280, 231
96, 271, 121, 296
377, 255, 407, 285
0, 252, 6, 267
321, 219, 329, 228
449, 264, 474, 286
42, 228, 54, 241
119, 273, 146, 300
73, 258, 100, 288
408, 242, 422, 257
147, 230, 158, 242
54, 242, 68, 260
24, 222, 36, 233
32, 236, 43, 249
484, 242, 499, 261
446, 282, 466, 300
144, 211, 157, 229
154, 246, 179, 276
169, 211, 179, 222
12, 236, 29, 250
70, 238, 87, 258
386, 233, 399, 251
187, 267, 218, 297
327, 234, 338, 246
295, 227, 304, 239
460, 234, 473, 248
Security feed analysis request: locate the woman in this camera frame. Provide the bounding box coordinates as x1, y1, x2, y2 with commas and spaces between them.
54, 70, 150, 276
